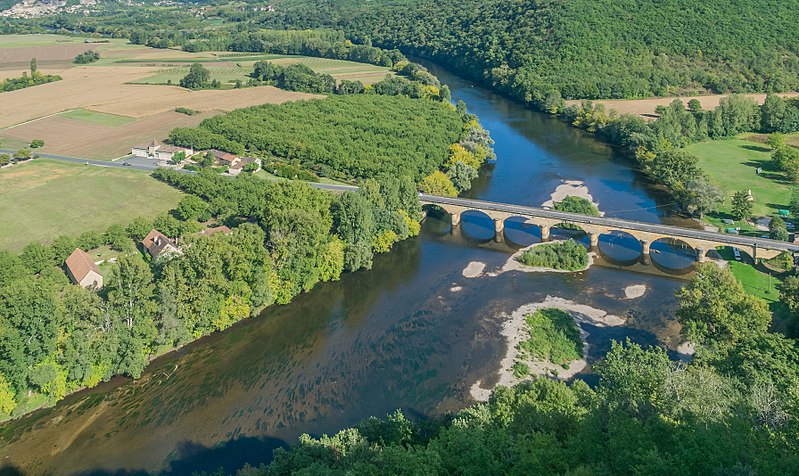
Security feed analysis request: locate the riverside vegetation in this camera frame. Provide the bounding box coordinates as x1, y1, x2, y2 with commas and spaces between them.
517, 240, 589, 272
518, 308, 583, 368
0, 171, 424, 419
224, 264, 799, 475
0, 79, 495, 418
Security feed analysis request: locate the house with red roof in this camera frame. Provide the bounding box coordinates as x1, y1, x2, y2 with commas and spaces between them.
65, 248, 103, 290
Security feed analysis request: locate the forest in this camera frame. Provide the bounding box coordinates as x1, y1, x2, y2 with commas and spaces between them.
259, 0, 799, 106
227, 264, 799, 475
0, 171, 423, 419
169, 94, 494, 191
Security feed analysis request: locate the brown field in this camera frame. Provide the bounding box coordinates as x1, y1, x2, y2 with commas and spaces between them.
0, 65, 318, 127
565, 92, 799, 119
0, 36, 396, 158
2, 111, 210, 159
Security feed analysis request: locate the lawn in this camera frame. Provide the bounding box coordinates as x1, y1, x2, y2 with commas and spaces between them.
684, 139, 793, 230
60, 108, 136, 127
0, 159, 183, 252
716, 247, 783, 306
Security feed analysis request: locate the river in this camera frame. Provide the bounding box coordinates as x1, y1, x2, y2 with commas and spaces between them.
0, 64, 695, 475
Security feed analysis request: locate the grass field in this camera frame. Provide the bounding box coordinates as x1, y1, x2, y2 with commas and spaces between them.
60, 109, 136, 127
716, 248, 783, 306
130, 56, 392, 86
684, 139, 793, 231
0, 160, 183, 251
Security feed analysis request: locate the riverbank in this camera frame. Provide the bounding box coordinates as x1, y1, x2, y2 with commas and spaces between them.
470, 297, 626, 402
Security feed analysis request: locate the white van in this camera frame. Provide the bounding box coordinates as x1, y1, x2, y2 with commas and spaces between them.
733, 247, 742, 261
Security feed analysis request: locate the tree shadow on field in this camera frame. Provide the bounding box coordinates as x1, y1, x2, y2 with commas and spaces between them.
742, 158, 790, 183
740, 144, 772, 153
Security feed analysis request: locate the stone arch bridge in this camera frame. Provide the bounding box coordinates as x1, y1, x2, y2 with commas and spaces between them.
420, 194, 799, 263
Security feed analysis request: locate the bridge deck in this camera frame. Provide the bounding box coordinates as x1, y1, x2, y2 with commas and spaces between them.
419, 194, 799, 253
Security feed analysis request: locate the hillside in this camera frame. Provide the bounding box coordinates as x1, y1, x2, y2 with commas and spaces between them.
264, 0, 799, 106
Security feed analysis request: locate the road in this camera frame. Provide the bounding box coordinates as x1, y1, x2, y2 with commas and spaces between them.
4, 149, 796, 253
0, 149, 159, 172
421, 194, 799, 253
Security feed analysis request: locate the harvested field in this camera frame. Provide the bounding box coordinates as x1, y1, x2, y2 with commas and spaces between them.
0, 65, 318, 127
0, 159, 183, 252
566, 92, 799, 119
131, 56, 393, 86
1, 111, 209, 159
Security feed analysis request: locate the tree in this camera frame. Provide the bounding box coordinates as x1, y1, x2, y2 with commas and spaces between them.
687, 99, 702, 114
106, 254, 157, 331
677, 263, 771, 356
30, 139, 44, 148
446, 161, 478, 191
730, 190, 753, 220
176, 195, 209, 221
791, 189, 799, 218
13, 148, 32, 161
761, 94, 788, 132
0, 373, 16, 416
419, 171, 458, 197
772, 146, 799, 182
30, 57, 37, 74
179, 63, 211, 89
680, 177, 724, 217
553, 196, 600, 216
780, 276, 799, 322
766, 133, 786, 150
770, 216, 789, 241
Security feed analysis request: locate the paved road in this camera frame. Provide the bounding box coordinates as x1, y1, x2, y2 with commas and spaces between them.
421, 194, 799, 253
6, 149, 795, 253
0, 149, 160, 172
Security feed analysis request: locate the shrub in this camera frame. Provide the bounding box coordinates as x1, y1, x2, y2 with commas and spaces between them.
517, 239, 588, 271
519, 308, 583, 366
175, 107, 199, 116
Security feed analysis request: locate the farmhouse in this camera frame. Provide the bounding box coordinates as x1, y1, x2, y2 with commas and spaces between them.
155, 145, 193, 162
132, 141, 193, 161
197, 225, 232, 236
209, 149, 239, 165
229, 157, 261, 176
65, 248, 103, 289
141, 228, 181, 258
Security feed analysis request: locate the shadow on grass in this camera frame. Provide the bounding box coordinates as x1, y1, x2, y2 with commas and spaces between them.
743, 159, 793, 184
740, 144, 772, 153
765, 202, 791, 212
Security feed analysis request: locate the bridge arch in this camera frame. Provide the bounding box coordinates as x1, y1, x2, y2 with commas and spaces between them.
550, 222, 590, 248
459, 209, 496, 242
650, 237, 697, 270
502, 216, 543, 248
596, 230, 644, 265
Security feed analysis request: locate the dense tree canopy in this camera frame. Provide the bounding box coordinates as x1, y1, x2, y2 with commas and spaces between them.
169, 95, 466, 182
260, 0, 799, 105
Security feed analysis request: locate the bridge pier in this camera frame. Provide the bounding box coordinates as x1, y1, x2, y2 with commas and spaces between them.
541, 225, 551, 241
494, 218, 504, 235
589, 232, 599, 248
696, 248, 707, 263
450, 212, 461, 227
640, 240, 651, 255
